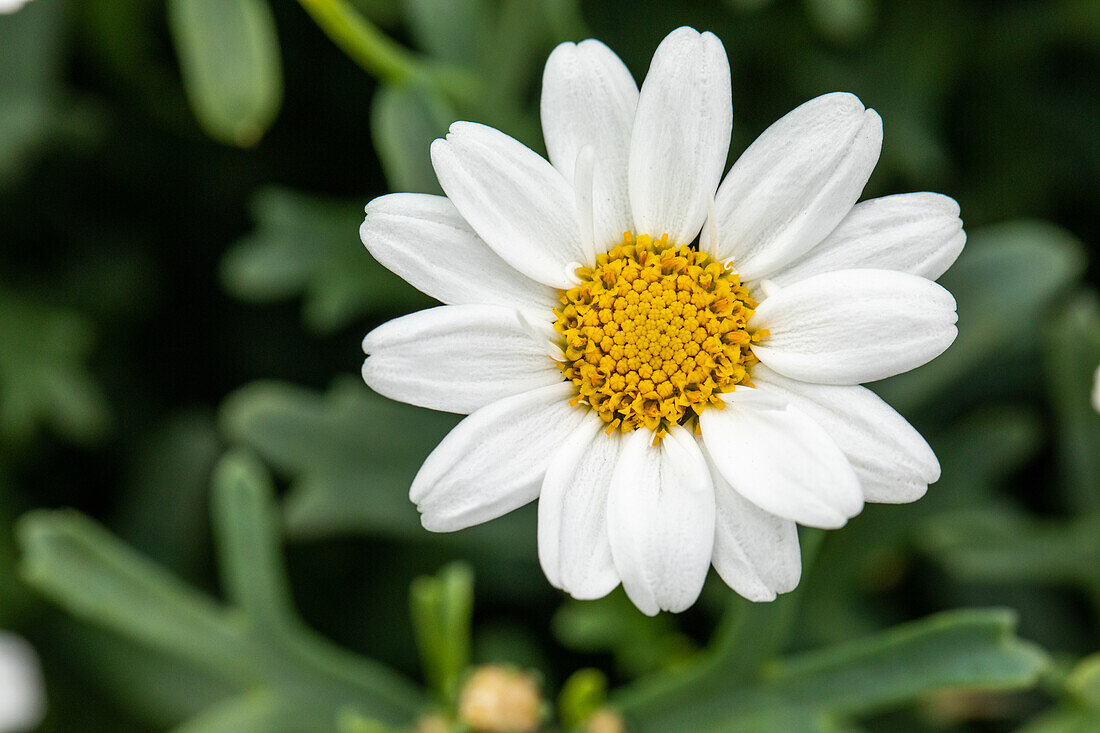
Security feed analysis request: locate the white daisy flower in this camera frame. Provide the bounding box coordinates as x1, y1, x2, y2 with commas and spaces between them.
360, 27, 962, 615
0, 632, 45, 733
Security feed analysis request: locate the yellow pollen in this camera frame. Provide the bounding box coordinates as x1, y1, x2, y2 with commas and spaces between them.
553, 231, 764, 438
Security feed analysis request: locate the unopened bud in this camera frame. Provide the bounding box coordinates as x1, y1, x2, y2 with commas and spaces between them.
457, 665, 542, 733
585, 708, 626, 733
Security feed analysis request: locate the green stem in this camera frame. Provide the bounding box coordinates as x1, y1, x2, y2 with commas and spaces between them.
296, 0, 424, 84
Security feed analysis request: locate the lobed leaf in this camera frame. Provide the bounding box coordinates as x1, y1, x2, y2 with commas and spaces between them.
220, 187, 430, 333
17, 452, 426, 728
0, 291, 111, 445
620, 609, 1047, 732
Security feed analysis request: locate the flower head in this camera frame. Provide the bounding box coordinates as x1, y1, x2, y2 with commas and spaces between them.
360, 27, 962, 615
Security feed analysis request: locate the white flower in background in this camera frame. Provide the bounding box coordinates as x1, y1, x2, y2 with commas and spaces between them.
1093, 365, 1100, 413
0, 632, 45, 733
360, 27, 963, 615
0, 0, 33, 15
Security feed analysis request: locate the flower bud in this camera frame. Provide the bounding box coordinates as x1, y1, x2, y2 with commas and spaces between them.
585, 708, 626, 733
457, 666, 542, 733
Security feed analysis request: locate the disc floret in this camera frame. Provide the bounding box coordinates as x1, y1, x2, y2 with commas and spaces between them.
553, 232, 766, 437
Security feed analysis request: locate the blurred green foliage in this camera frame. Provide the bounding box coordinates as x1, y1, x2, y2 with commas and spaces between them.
0, 0, 1098, 731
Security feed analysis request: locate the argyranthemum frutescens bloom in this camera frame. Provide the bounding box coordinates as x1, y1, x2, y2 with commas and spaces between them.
359, 27, 963, 615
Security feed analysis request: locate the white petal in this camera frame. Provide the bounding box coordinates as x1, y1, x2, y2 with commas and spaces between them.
362, 305, 563, 415
538, 415, 621, 599
361, 193, 558, 312
750, 269, 958, 385
752, 363, 938, 503
628, 27, 732, 245
0, 633, 45, 733
700, 444, 801, 601
700, 388, 862, 529
431, 121, 584, 288
606, 425, 715, 616
410, 382, 586, 531
767, 193, 966, 288
573, 145, 597, 264
709, 93, 882, 280
542, 39, 638, 251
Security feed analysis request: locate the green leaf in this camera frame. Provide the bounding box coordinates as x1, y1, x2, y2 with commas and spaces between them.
558, 668, 609, 729
876, 221, 1086, 414
619, 609, 1047, 732
371, 81, 453, 193
18, 509, 254, 683
211, 452, 299, 634
167, 0, 283, 147
0, 291, 111, 446
920, 509, 1100, 591
219, 378, 453, 539
56, 623, 229, 728
0, 0, 63, 180
403, 0, 489, 66
1019, 708, 1100, 733
220, 187, 430, 333
761, 609, 1047, 715
409, 562, 474, 705
1067, 653, 1100, 710
18, 452, 426, 728
1045, 292, 1100, 512
171, 691, 321, 733
219, 378, 535, 559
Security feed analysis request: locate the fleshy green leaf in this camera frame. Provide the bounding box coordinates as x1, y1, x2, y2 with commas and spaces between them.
920, 509, 1100, 591
0, 0, 63, 180
0, 291, 111, 445
220, 187, 430, 333
403, 0, 489, 66
18, 451, 426, 728
1067, 653, 1100, 710
558, 668, 609, 729
167, 0, 283, 147
171, 692, 323, 733
371, 81, 453, 194
761, 609, 1048, 715
1019, 708, 1100, 733
619, 609, 1047, 732
1045, 292, 1100, 512
409, 562, 474, 705
218, 378, 535, 559
219, 378, 454, 539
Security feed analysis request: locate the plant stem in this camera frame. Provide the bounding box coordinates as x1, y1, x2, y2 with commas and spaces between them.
296, 0, 424, 84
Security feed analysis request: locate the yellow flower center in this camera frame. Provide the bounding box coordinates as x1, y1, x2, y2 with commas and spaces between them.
553, 232, 767, 438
